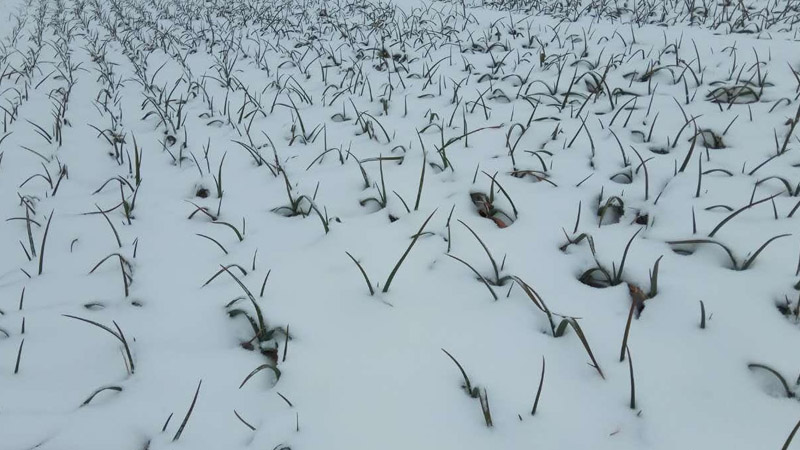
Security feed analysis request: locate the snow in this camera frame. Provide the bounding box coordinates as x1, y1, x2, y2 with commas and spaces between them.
0, 0, 799, 448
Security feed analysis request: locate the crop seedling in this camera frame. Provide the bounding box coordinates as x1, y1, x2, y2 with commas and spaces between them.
667, 234, 791, 271
172, 380, 202, 441
782, 418, 800, 450
63, 315, 134, 374
748, 363, 796, 398
627, 346, 636, 410
442, 348, 479, 398
531, 356, 545, 416
555, 317, 605, 379
457, 219, 511, 286
221, 266, 279, 354
89, 253, 133, 297
346, 210, 436, 295
239, 363, 282, 389
80, 386, 123, 407
37, 210, 54, 276
579, 228, 642, 288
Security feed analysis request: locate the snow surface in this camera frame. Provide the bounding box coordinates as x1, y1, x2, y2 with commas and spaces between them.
1, 0, 800, 448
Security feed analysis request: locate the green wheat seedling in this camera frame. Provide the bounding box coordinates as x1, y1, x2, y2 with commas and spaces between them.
63, 314, 134, 374
186, 201, 217, 221
346, 210, 437, 295
699, 300, 708, 329
708, 194, 780, 238
559, 230, 597, 254
613, 228, 643, 285
414, 136, 427, 212
37, 210, 54, 276
470, 191, 514, 228
195, 233, 229, 255
213, 152, 226, 198
445, 253, 499, 300
626, 346, 636, 410
506, 121, 527, 167
554, 317, 605, 379
597, 196, 624, 227
27, 119, 52, 145
19, 164, 54, 190
482, 171, 519, 220
778, 102, 800, 155
13, 338, 24, 374
50, 164, 68, 197
359, 156, 388, 210
277, 95, 322, 145
95, 205, 121, 248
220, 265, 272, 344
132, 135, 142, 186
630, 148, 651, 201
172, 380, 202, 442
579, 228, 641, 288
89, 253, 133, 297
512, 276, 559, 335
747, 363, 796, 398
442, 348, 479, 398
441, 347, 493, 427
271, 172, 335, 233
239, 363, 282, 389
457, 220, 511, 286
430, 122, 504, 172
531, 356, 545, 416
211, 219, 245, 241
91, 176, 134, 196
7, 205, 39, 262
479, 388, 493, 428
667, 234, 791, 270
202, 264, 247, 287
782, 417, 800, 450
232, 139, 274, 171
619, 297, 637, 362
648, 256, 664, 298
234, 409, 257, 431
282, 324, 290, 362
80, 386, 123, 407
755, 176, 800, 198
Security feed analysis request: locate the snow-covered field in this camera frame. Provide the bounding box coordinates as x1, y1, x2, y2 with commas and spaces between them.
1, 0, 799, 447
